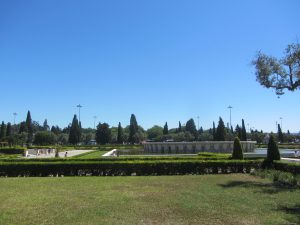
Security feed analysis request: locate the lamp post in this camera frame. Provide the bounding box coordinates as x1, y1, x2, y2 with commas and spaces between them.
76, 104, 82, 123
280, 117, 283, 130
13, 113, 17, 125
227, 106, 233, 128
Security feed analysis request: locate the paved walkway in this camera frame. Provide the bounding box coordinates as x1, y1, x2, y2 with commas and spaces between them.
26, 150, 95, 158
281, 157, 300, 163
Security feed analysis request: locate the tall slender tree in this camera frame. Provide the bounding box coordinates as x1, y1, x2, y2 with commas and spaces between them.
128, 114, 138, 144
277, 124, 284, 143
178, 121, 182, 132
215, 117, 226, 141
163, 122, 169, 135
212, 122, 216, 141
6, 122, 11, 137
0, 121, 6, 140
241, 119, 247, 141
25, 111, 33, 143
43, 119, 50, 131
69, 115, 81, 145
235, 125, 242, 140
267, 134, 280, 162
117, 122, 124, 144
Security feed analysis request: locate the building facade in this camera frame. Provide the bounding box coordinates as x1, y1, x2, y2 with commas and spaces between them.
144, 141, 256, 154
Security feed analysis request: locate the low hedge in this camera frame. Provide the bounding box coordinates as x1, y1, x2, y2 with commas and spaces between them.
0, 160, 261, 177
0, 147, 26, 155
273, 161, 300, 175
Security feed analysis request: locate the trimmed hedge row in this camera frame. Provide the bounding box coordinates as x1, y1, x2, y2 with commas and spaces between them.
273, 161, 300, 175
0, 147, 25, 154
0, 160, 261, 177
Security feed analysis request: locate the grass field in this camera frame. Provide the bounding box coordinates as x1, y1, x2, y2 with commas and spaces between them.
0, 174, 299, 225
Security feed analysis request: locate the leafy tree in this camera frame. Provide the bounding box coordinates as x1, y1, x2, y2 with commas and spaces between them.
6, 122, 11, 137
68, 115, 81, 145
117, 122, 124, 144
147, 125, 163, 140
267, 134, 280, 162
95, 123, 111, 145
252, 43, 300, 96
19, 122, 27, 133
241, 119, 247, 141
163, 122, 168, 135
186, 118, 197, 140
51, 125, 61, 135
43, 119, 50, 131
25, 111, 33, 144
128, 114, 138, 144
34, 131, 57, 145
277, 124, 284, 143
232, 137, 244, 159
215, 117, 226, 141
0, 121, 6, 140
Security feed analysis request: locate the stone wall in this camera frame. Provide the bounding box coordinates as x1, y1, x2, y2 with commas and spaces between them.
143, 141, 256, 154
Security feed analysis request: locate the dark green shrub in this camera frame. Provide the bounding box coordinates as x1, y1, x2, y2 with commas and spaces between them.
232, 137, 244, 159
267, 135, 280, 162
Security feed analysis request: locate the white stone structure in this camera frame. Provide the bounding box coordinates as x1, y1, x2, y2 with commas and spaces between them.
25, 148, 56, 157
144, 141, 256, 154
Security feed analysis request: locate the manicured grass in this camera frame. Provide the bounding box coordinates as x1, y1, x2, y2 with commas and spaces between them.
0, 174, 299, 225
72, 150, 109, 159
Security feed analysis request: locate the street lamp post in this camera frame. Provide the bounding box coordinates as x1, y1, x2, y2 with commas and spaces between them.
227, 106, 233, 128
13, 113, 17, 125
76, 104, 82, 123
280, 117, 283, 130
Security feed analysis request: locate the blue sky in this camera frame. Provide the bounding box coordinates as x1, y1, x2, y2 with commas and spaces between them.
0, 0, 300, 132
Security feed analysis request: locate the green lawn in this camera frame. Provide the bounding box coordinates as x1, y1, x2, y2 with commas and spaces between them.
72, 150, 109, 159
0, 174, 299, 225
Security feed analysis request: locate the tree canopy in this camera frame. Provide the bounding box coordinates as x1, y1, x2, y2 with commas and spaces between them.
252, 43, 300, 96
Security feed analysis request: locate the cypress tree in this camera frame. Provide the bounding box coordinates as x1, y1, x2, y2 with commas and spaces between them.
277, 124, 284, 143
0, 121, 6, 140
212, 122, 216, 140
215, 117, 226, 141
232, 137, 244, 159
199, 126, 204, 134
235, 125, 242, 140
117, 122, 124, 144
25, 111, 33, 144
43, 119, 49, 131
241, 119, 247, 141
230, 126, 234, 134
69, 115, 80, 145
163, 122, 168, 135
267, 134, 280, 162
128, 114, 138, 144
178, 121, 182, 132
6, 122, 11, 137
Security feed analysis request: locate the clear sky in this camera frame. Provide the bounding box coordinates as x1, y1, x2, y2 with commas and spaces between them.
0, 0, 299, 132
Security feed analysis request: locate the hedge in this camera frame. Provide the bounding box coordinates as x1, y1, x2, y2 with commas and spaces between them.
273, 161, 300, 175
0, 160, 261, 177
0, 147, 25, 155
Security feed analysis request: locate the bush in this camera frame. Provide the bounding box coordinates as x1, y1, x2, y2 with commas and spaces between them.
232, 137, 243, 159
0, 147, 26, 155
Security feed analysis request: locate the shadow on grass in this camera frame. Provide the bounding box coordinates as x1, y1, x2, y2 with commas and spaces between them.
219, 181, 298, 194
277, 204, 300, 225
